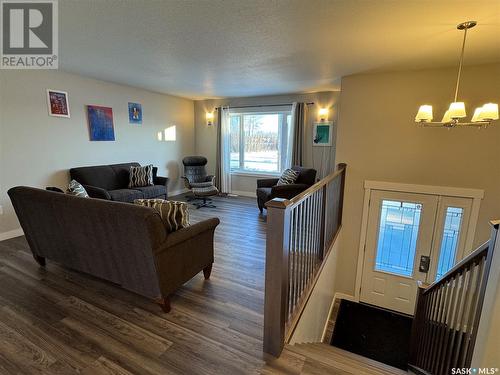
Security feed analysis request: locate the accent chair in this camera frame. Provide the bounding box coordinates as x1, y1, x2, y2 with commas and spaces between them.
256, 166, 317, 212
181, 156, 219, 209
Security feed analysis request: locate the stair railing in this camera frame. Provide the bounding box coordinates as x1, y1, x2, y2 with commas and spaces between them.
409, 222, 499, 375
263, 163, 346, 357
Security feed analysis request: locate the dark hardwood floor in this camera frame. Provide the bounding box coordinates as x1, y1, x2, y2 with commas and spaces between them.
0, 195, 268, 374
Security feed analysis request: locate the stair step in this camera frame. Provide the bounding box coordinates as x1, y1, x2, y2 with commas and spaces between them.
288, 343, 407, 375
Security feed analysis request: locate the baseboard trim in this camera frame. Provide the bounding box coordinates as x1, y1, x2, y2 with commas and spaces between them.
335, 292, 356, 302
321, 292, 356, 342
169, 188, 189, 197
231, 190, 256, 198
0, 228, 24, 242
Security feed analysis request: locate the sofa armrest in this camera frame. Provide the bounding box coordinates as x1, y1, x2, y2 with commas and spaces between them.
161, 217, 220, 250
257, 178, 279, 188
83, 184, 111, 200
271, 183, 310, 200
205, 175, 215, 183
154, 176, 169, 187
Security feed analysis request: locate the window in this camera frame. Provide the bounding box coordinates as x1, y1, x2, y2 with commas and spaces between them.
374, 200, 422, 277
229, 111, 291, 174
435, 206, 464, 280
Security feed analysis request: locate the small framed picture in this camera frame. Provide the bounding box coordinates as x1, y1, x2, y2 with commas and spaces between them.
46, 89, 70, 118
128, 102, 142, 125
86, 105, 115, 141
313, 121, 333, 147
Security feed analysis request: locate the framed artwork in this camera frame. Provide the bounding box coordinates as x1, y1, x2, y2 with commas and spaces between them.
128, 102, 142, 124
313, 121, 333, 147
46, 89, 70, 118
86, 105, 115, 141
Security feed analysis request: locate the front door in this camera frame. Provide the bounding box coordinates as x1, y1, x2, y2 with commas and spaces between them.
360, 190, 473, 315
360, 191, 438, 314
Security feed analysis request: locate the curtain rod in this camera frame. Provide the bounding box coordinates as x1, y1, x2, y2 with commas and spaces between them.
214, 102, 314, 110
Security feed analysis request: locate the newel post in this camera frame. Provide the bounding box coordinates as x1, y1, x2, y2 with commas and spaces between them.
263, 198, 291, 357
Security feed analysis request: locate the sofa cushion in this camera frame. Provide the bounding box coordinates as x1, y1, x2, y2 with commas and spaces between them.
129, 165, 154, 188
108, 189, 144, 203
135, 199, 189, 233
134, 185, 167, 199
277, 169, 299, 185
66, 180, 89, 198
110, 162, 141, 188
292, 166, 317, 185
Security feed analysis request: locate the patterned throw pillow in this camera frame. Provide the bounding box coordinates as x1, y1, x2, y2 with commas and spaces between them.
67, 180, 89, 198
277, 169, 300, 186
135, 199, 189, 233
129, 165, 154, 188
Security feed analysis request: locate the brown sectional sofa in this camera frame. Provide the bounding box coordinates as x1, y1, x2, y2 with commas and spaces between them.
8, 186, 220, 312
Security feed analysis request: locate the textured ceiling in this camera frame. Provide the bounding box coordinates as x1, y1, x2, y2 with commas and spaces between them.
59, 0, 500, 99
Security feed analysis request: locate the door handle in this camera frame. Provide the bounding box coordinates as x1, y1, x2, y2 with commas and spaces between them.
419, 255, 430, 273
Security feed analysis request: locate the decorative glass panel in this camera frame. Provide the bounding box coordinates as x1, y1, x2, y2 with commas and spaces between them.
375, 200, 422, 277
436, 207, 464, 280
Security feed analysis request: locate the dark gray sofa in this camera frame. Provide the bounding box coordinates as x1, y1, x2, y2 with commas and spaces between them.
70, 162, 168, 203
8, 186, 220, 312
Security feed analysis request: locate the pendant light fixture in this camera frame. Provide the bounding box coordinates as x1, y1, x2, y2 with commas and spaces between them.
415, 21, 499, 128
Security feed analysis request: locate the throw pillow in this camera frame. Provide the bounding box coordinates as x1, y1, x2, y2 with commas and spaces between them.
67, 180, 89, 198
277, 169, 299, 186
129, 165, 154, 188
135, 199, 189, 233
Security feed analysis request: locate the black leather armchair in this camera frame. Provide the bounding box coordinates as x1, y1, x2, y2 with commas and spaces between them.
256, 166, 317, 212
181, 156, 219, 209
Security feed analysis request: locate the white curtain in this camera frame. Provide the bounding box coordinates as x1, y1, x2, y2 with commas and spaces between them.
284, 103, 297, 169
219, 106, 232, 194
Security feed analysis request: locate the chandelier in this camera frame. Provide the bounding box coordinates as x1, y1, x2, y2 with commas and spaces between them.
415, 21, 499, 128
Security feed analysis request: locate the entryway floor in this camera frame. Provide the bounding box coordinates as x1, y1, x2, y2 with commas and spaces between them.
331, 300, 413, 371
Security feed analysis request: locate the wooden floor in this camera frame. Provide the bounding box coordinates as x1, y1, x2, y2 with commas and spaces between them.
263, 343, 408, 375
0, 194, 403, 374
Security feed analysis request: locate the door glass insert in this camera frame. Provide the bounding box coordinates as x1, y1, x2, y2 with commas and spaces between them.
435, 207, 464, 280
374, 200, 422, 277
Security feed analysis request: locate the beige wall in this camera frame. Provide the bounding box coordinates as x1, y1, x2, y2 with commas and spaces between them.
290, 231, 341, 344
472, 224, 500, 368
335, 63, 500, 295
194, 91, 340, 194
0, 70, 194, 234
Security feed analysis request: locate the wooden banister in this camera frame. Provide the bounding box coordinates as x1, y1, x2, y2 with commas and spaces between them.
263, 163, 347, 357
409, 222, 499, 375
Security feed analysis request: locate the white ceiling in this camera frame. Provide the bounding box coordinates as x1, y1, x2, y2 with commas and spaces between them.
59, 0, 500, 99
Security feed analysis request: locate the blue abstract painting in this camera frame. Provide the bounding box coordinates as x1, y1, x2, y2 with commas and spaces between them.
87, 105, 115, 141
128, 102, 142, 124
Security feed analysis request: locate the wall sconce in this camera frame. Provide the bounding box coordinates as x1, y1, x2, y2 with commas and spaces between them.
318, 107, 329, 122
206, 111, 214, 126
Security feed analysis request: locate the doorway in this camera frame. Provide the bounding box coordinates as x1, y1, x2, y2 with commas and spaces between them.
357, 182, 482, 315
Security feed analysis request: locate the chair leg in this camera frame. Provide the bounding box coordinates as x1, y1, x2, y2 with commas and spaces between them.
33, 254, 46, 267
203, 264, 213, 280
155, 296, 171, 313
193, 196, 216, 209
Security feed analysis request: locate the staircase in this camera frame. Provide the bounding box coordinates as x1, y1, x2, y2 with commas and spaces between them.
262, 343, 407, 375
